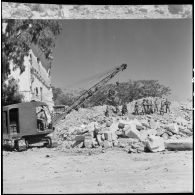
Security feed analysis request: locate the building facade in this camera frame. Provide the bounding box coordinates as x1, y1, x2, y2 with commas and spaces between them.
8, 43, 54, 112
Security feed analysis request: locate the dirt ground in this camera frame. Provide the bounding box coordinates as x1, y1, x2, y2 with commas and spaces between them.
3, 147, 193, 194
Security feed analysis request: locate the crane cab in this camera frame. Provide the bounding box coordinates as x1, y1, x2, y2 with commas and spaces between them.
3, 101, 56, 151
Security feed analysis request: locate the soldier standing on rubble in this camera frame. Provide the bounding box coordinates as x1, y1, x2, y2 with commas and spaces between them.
160, 99, 165, 115
134, 101, 139, 115
142, 99, 147, 114
164, 98, 171, 113
154, 98, 159, 113
149, 99, 153, 114
121, 102, 128, 116
146, 99, 150, 114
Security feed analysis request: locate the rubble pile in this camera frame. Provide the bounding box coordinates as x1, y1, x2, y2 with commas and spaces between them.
2, 3, 192, 19
54, 98, 193, 153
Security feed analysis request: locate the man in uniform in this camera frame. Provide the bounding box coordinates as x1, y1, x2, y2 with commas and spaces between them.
146, 99, 150, 114
142, 99, 147, 114
164, 98, 171, 113
134, 101, 139, 115
37, 108, 47, 131
160, 99, 165, 115
121, 102, 128, 116
154, 98, 159, 113
149, 99, 154, 114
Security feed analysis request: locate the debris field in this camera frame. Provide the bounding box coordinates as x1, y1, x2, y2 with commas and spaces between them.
54, 97, 193, 153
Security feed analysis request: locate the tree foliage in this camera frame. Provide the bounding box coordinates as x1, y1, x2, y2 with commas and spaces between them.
52, 86, 78, 106
2, 19, 62, 81
52, 80, 171, 107
2, 19, 62, 105
2, 78, 24, 106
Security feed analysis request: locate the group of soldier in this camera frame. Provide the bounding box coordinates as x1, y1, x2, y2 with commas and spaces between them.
105, 88, 171, 116
133, 98, 171, 115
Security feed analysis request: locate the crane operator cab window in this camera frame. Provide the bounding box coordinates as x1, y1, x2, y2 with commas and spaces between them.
36, 105, 52, 132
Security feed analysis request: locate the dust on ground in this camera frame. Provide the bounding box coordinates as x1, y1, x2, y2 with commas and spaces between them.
3, 147, 192, 193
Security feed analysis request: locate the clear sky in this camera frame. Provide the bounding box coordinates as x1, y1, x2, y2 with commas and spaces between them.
51, 19, 192, 101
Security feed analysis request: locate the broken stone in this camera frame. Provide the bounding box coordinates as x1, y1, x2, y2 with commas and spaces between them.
124, 140, 145, 153
92, 139, 98, 148
86, 122, 96, 132
139, 130, 149, 141
164, 123, 179, 134
161, 132, 169, 140
145, 135, 165, 152
103, 140, 113, 148
118, 123, 125, 129
109, 122, 119, 132
166, 130, 173, 136
75, 135, 85, 142
136, 125, 144, 131
106, 121, 112, 127
147, 129, 157, 136
124, 125, 141, 140
150, 120, 160, 130
156, 128, 165, 136
141, 122, 150, 129
84, 138, 93, 148
115, 129, 123, 136
165, 138, 192, 151
179, 127, 193, 136
175, 116, 187, 126
113, 140, 119, 147
125, 146, 137, 153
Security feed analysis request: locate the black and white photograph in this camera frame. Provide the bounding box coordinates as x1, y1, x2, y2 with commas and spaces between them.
2, 3, 193, 194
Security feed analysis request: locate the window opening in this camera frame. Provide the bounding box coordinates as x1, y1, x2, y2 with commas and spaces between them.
40, 87, 43, 101
9, 108, 19, 134
36, 105, 52, 131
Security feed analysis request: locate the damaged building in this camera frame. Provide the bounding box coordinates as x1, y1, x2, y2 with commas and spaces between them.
8, 43, 54, 112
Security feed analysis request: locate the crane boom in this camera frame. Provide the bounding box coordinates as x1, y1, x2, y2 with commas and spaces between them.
52, 63, 127, 125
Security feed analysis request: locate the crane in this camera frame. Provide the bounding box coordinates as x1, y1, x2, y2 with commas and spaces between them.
52, 63, 127, 125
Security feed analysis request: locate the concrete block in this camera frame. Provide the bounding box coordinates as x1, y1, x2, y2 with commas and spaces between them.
136, 125, 144, 131
161, 132, 169, 140
179, 127, 193, 136
75, 135, 85, 142
164, 123, 179, 134
109, 122, 119, 132
113, 140, 119, 147
165, 138, 192, 151
150, 120, 160, 130
103, 140, 113, 149
147, 129, 157, 136
124, 125, 141, 140
84, 138, 93, 148
156, 128, 165, 136
146, 135, 165, 152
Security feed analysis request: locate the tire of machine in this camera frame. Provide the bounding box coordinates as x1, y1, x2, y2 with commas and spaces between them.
15, 139, 27, 152
25, 139, 29, 149
45, 137, 52, 148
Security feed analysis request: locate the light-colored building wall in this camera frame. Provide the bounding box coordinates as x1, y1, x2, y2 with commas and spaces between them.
8, 46, 54, 112
3, 21, 54, 112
